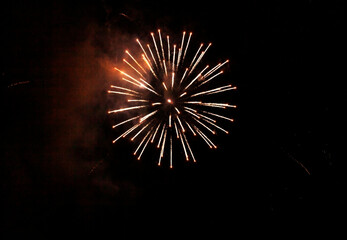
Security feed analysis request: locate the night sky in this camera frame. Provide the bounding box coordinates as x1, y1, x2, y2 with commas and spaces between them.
1, 0, 346, 238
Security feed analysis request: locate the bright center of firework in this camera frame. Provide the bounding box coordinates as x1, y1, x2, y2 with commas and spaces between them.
108, 29, 236, 168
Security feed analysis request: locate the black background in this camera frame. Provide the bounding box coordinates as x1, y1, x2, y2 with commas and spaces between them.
1, 0, 346, 238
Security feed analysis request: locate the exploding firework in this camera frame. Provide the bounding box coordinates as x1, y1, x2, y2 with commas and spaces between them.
108, 29, 236, 168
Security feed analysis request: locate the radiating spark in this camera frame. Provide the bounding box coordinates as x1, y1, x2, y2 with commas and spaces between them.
202, 110, 234, 122
185, 121, 196, 136
179, 92, 187, 98
114, 67, 144, 87
179, 130, 189, 160
193, 116, 215, 135
174, 121, 180, 139
203, 59, 229, 79
183, 32, 192, 62
189, 43, 204, 69
201, 116, 229, 134
111, 85, 140, 94
151, 32, 162, 67
142, 54, 159, 80
107, 90, 138, 97
151, 123, 162, 143
147, 44, 158, 69
108, 105, 147, 114
158, 128, 167, 165
128, 99, 149, 103
134, 129, 152, 156
195, 111, 216, 122
112, 116, 141, 128
183, 65, 209, 91
125, 50, 146, 74
172, 44, 177, 71
190, 85, 236, 97
182, 132, 196, 162
112, 123, 141, 143
137, 130, 153, 160
189, 43, 211, 75
174, 107, 180, 114
167, 35, 171, 66
194, 125, 214, 148
163, 59, 168, 76
123, 58, 144, 78
179, 68, 189, 85
158, 29, 166, 62
131, 121, 152, 141
136, 38, 150, 62
171, 72, 175, 88
170, 135, 173, 168
176, 115, 185, 133
177, 31, 186, 68
184, 108, 201, 119
140, 110, 158, 122
162, 82, 168, 91
157, 123, 166, 148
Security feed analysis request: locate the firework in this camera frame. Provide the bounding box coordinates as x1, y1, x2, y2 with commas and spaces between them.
108, 29, 236, 168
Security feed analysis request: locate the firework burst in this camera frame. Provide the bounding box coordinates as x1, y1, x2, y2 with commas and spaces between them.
108, 29, 237, 168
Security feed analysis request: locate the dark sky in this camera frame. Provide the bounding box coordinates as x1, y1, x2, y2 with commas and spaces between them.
1, 0, 346, 238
